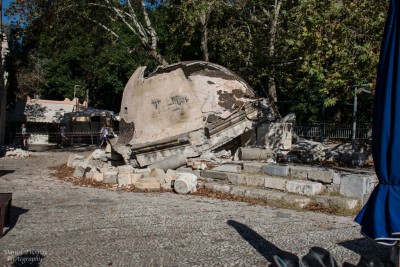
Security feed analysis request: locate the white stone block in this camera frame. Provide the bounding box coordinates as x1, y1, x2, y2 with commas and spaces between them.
286, 180, 323, 196
118, 173, 132, 186
264, 177, 287, 191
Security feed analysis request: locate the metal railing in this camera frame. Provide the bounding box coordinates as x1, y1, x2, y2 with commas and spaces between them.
14, 131, 119, 146
294, 123, 372, 141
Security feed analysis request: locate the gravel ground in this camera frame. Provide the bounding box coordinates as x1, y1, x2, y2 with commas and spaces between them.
0, 147, 391, 267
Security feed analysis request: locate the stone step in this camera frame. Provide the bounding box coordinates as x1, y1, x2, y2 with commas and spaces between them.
202, 182, 359, 211
202, 169, 325, 196
135, 178, 161, 190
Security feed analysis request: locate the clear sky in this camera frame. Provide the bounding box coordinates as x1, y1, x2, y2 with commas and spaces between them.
2, 0, 13, 24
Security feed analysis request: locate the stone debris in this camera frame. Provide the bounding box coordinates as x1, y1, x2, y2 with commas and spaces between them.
4, 148, 31, 158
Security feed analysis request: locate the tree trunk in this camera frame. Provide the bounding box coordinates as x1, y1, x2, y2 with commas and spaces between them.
267, 0, 282, 102
199, 7, 211, 62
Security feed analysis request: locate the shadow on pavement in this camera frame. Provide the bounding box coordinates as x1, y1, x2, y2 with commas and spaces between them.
3, 206, 29, 237
227, 219, 299, 266
338, 238, 390, 266
0, 170, 15, 177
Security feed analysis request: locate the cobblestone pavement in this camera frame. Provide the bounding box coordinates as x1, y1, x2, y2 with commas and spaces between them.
0, 149, 390, 266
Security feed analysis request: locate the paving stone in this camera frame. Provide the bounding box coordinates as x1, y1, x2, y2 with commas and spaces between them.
200, 170, 229, 180
104, 171, 118, 184
286, 180, 324, 196
263, 165, 289, 177
264, 177, 288, 191
242, 162, 265, 172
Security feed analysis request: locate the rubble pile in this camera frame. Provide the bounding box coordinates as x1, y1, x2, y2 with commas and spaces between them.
1, 146, 31, 158
64, 61, 374, 207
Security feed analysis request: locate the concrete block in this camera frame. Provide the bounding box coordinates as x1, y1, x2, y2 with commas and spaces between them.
286, 180, 323, 196
130, 173, 143, 185
117, 165, 135, 174
212, 164, 241, 173
200, 170, 229, 180
227, 173, 247, 185
289, 166, 309, 180
282, 195, 311, 208
118, 173, 132, 187
67, 153, 84, 167
264, 177, 288, 191
150, 168, 166, 182
333, 172, 341, 185
263, 165, 289, 177
104, 171, 118, 184
340, 174, 377, 199
204, 183, 231, 193
246, 175, 265, 187
93, 172, 104, 182
73, 162, 91, 179
133, 168, 151, 174
308, 169, 334, 183
230, 186, 247, 196
242, 162, 265, 173
135, 178, 161, 190
244, 188, 268, 200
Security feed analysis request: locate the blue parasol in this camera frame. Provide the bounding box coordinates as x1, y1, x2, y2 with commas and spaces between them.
354, 0, 400, 251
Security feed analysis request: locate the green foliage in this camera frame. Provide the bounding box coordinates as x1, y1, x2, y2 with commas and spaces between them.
4, 0, 389, 122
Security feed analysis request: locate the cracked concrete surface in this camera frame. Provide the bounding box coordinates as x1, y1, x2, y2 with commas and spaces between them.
0, 149, 390, 266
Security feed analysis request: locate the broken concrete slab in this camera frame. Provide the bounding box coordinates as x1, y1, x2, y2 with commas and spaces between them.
256, 122, 292, 150
116, 61, 280, 166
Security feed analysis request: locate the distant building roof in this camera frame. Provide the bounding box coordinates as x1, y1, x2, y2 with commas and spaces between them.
9, 97, 87, 123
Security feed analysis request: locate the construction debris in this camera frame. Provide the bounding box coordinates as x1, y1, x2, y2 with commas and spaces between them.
115, 61, 280, 167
